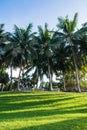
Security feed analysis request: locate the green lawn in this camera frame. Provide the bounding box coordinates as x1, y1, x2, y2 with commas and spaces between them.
0, 91, 87, 130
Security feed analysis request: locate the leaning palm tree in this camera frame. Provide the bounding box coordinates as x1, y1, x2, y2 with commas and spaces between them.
55, 13, 82, 92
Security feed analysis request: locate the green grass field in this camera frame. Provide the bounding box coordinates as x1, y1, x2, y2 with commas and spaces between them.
0, 91, 87, 130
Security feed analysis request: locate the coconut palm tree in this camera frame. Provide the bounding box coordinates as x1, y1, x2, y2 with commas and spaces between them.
0, 24, 7, 76
52, 41, 72, 91
0, 24, 6, 62
33, 23, 54, 90
55, 13, 82, 92
5, 23, 35, 90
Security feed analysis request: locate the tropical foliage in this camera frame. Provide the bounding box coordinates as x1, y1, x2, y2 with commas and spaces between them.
0, 13, 87, 92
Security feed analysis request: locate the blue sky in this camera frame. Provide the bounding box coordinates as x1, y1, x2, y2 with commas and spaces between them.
0, 0, 87, 32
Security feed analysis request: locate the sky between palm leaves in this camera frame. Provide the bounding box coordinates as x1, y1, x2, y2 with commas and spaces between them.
0, 0, 87, 32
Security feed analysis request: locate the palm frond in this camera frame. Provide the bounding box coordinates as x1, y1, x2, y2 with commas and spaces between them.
71, 13, 78, 32
57, 17, 65, 30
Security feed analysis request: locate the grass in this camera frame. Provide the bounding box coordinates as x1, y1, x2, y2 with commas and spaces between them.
0, 91, 87, 130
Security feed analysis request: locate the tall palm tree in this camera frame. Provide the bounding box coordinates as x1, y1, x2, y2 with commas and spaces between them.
0, 24, 6, 61
0, 24, 7, 75
5, 23, 35, 90
52, 41, 72, 91
33, 23, 54, 90
55, 13, 82, 92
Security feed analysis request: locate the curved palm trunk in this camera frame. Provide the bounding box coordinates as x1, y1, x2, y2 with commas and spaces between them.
48, 58, 53, 91
71, 43, 81, 92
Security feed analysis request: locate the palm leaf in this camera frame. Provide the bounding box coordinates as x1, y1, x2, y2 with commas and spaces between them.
71, 13, 78, 32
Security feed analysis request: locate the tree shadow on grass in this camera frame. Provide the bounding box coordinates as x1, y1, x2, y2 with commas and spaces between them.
0, 93, 87, 121
13, 116, 87, 130
0, 92, 87, 124
0, 102, 87, 121
0, 92, 87, 129
0, 95, 77, 112
0, 91, 80, 101
0, 92, 61, 105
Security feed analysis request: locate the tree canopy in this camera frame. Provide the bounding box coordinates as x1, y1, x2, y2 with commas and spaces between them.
0, 13, 87, 92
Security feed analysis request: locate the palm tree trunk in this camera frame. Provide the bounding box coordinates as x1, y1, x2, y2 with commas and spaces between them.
1, 84, 4, 92
10, 62, 13, 91
36, 68, 40, 89
48, 58, 53, 91
17, 59, 22, 91
63, 73, 66, 91
22, 67, 24, 79
71, 43, 81, 92
36, 77, 40, 89
17, 67, 22, 91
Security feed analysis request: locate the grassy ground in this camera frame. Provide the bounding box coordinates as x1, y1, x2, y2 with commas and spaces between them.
0, 91, 87, 130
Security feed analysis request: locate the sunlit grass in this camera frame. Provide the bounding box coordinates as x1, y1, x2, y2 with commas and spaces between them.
0, 91, 87, 130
